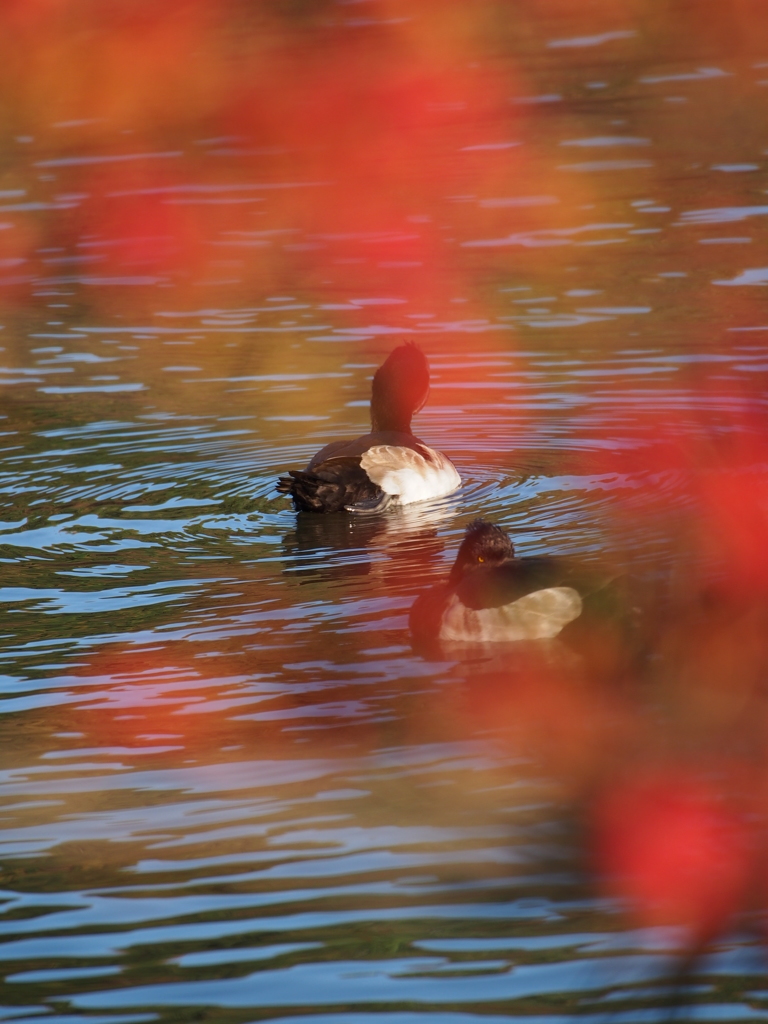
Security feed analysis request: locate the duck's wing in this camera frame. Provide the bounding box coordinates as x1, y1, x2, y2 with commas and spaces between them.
360, 445, 460, 505
445, 558, 583, 642
441, 586, 582, 642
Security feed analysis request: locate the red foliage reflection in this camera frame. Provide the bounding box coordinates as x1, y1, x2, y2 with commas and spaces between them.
64, 645, 233, 755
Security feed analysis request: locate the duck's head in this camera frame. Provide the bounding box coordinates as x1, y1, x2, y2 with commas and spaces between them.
448, 519, 515, 584
370, 342, 430, 433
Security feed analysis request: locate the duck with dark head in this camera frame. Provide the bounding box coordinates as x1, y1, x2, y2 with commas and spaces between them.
410, 519, 626, 646
277, 343, 460, 513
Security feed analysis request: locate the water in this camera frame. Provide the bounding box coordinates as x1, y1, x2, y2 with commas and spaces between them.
1, 4, 768, 1022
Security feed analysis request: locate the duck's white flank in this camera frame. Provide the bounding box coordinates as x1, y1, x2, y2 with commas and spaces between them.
360, 445, 461, 505
440, 586, 582, 642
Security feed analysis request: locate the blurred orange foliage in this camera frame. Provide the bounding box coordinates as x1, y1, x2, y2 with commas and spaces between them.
0, 0, 577, 315
0, 0, 767, 316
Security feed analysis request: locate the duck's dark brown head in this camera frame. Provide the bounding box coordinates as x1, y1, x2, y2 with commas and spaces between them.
448, 519, 515, 584
370, 342, 430, 433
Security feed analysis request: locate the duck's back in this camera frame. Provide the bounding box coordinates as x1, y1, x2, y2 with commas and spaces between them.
411, 557, 583, 644
455, 557, 571, 609
441, 585, 582, 642
359, 442, 460, 506
306, 431, 425, 469
280, 431, 459, 513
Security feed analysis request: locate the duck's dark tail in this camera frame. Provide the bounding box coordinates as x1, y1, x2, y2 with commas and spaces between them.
277, 458, 385, 513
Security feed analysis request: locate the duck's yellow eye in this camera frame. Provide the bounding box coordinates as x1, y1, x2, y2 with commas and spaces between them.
478, 556, 484, 563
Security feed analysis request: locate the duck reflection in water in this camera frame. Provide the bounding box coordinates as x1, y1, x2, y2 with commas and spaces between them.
277, 342, 460, 513
281, 499, 455, 588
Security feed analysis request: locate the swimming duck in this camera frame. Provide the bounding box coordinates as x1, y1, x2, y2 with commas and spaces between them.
410, 519, 586, 643
277, 343, 461, 513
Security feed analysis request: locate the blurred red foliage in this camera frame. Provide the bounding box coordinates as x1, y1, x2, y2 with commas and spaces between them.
3, 0, 768, 969
0, 0, 573, 319
592, 767, 754, 940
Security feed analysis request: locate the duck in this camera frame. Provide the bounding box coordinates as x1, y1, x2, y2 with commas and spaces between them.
410, 519, 591, 644
277, 342, 461, 513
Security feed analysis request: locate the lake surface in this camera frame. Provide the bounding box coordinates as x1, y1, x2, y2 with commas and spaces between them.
1, 4, 768, 1023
